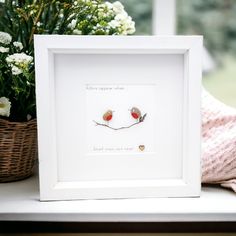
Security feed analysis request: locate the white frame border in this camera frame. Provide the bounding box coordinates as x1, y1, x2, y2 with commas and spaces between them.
34, 36, 202, 201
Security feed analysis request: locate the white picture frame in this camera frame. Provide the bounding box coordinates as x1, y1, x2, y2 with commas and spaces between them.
34, 35, 202, 201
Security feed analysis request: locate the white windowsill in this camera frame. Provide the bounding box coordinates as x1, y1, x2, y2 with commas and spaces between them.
0, 174, 236, 222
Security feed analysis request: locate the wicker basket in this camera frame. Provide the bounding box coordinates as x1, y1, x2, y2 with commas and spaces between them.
0, 118, 37, 182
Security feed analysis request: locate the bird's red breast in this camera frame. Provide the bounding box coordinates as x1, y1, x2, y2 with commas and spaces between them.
131, 107, 141, 119
131, 112, 139, 119
104, 114, 112, 121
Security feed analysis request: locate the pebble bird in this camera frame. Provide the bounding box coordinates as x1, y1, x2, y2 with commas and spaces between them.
130, 107, 141, 121
103, 110, 113, 124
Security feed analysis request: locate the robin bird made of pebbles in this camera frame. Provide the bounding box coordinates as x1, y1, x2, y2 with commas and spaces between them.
103, 110, 113, 123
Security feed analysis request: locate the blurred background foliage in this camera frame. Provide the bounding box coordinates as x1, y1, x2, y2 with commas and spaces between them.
178, 0, 236, 58
177, 0, 236, 108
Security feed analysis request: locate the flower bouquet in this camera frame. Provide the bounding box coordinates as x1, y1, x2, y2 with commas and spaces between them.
0, 30, 37, 182
0, 0, 135, 182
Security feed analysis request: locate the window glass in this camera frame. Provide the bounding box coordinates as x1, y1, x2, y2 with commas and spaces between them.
177, 0, 236, 108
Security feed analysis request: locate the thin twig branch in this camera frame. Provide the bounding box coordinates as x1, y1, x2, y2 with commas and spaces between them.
93, 113, 147, 131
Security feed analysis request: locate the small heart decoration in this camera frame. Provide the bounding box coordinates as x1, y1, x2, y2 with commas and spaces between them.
139, 145, 145, 151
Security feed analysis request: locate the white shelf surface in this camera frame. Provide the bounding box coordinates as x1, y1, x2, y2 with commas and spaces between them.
0, 174, 236, 222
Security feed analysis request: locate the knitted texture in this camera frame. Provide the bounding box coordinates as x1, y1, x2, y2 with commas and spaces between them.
202, 89, 236, 192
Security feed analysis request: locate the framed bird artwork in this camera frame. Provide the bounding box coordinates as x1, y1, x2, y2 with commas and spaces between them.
35, 35, 202, 201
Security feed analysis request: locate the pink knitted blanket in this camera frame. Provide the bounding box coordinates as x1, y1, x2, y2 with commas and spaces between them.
202, 89, 236, 192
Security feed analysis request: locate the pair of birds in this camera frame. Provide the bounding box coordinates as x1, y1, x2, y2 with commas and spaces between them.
103, 107, 142, 123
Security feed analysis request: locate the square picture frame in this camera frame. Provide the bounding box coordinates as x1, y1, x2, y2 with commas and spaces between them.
34, 35, 202, 201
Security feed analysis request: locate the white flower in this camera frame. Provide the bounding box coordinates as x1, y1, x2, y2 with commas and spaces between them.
112, 10, 135, 35
105, 2, 113, 9
0, 46, 9, 53
13, 41, 23, 51
11, 65, 22, 75
108, 19, 120, 28
6, 53, 33, 65
0, 0, 5, 3
73, 29, 82, 35
0, 31, 12, 45
126, 22, 135, 34
112, 1, 124, 14
0, 97, 11, 117
115, 12, 128, 21
128, 20, 136, 33
68, 19, 77, 29
6, 53, 33, 75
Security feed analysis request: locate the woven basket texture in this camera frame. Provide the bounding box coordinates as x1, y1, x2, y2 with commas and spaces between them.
0, 118, 37, 182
